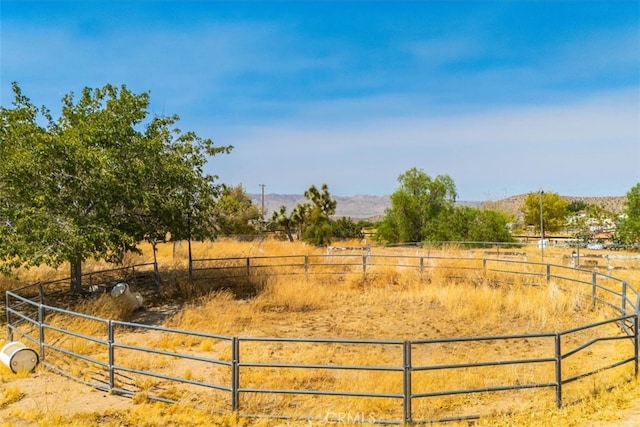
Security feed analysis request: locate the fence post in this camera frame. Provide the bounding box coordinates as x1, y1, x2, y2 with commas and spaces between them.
246, 257, 250, 276
555, 333, 562, 408
403, 341, 412, 424
5, 292, 12, 342
304, 255, 309, 276
622, 281, 628, 314
546, 264, 551, 281
591, 271, 598, 311
420, 257, 424, 274
108, 320, 115, 392
38, 304, 46, 362
362, 255, 367, 277
232, 337, 240, 411
635, 315, 639, 378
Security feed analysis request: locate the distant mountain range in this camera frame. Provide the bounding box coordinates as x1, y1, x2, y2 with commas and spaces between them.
249, 193, 626, 221
249, 194, 396, 220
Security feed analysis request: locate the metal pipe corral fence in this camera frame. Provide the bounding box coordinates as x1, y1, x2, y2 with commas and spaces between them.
5, 253, 639, 424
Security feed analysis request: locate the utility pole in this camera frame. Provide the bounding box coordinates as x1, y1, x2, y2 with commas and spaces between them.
259, 184, 266, 221
539, 190, 545, 261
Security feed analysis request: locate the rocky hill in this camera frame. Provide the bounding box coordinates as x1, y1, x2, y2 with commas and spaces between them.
250, 193, 626, 221
483, 195, 626, 221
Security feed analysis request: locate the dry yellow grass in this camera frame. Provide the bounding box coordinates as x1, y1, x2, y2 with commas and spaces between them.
1, 239, 640, 425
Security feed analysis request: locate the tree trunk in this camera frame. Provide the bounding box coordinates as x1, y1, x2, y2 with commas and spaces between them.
152, 241, 161, 293
70, 260, 83, 294
285, 225, 294, 242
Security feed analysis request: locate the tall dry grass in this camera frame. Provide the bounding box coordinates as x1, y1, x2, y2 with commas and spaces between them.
138, 243, 634, 422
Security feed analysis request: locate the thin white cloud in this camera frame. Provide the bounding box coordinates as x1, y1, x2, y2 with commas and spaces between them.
546, 26, 640, 79
207, 87, 639, 199
1, 18, 355, 114
3, 3, 638, 201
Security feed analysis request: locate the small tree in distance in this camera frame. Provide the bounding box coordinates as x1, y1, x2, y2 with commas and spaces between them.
332, 217, 368, 240
215, 184, 262, 235
302, 184, 337, 246
375, 167, 514, 245
376, 167, 457, 244
521, 191, 568, 234
269, 204, 308, 242
269, 184, 337, 245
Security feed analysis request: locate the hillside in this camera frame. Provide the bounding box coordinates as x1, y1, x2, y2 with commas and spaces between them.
482, 195, 626, 220
250, 193, 626, 221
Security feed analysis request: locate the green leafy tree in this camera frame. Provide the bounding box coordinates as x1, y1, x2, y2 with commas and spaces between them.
301, 184, 337, 246
424, 205, 467, 242
0, 83, 231, 292
467, 208, 515, 243
332, 217, 368, 240
215, 185, 261, 235
521, 191, 568, 234
376, 168, 457, 243
425, 206, 514, 244
615, 183, 640, 245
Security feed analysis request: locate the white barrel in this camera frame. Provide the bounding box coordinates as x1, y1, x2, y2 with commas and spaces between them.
0, 341, 39, 373
110, 282, 143, 308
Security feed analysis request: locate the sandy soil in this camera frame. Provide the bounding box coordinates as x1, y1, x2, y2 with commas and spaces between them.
0, 369, 132, 426
3, 369, 640, 426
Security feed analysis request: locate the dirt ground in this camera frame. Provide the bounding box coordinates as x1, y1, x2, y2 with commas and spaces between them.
0, 303, 185, 425
0, 369, 132, 426
588, 405, 640, 427
2, 369, 640, 426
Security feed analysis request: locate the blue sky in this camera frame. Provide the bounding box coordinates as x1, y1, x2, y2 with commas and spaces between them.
2, 1, 639, 200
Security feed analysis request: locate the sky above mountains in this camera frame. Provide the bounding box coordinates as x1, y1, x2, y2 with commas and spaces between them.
2, 1, 639, 200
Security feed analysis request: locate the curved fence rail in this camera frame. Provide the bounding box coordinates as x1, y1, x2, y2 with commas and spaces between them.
5, 254, 639, 424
